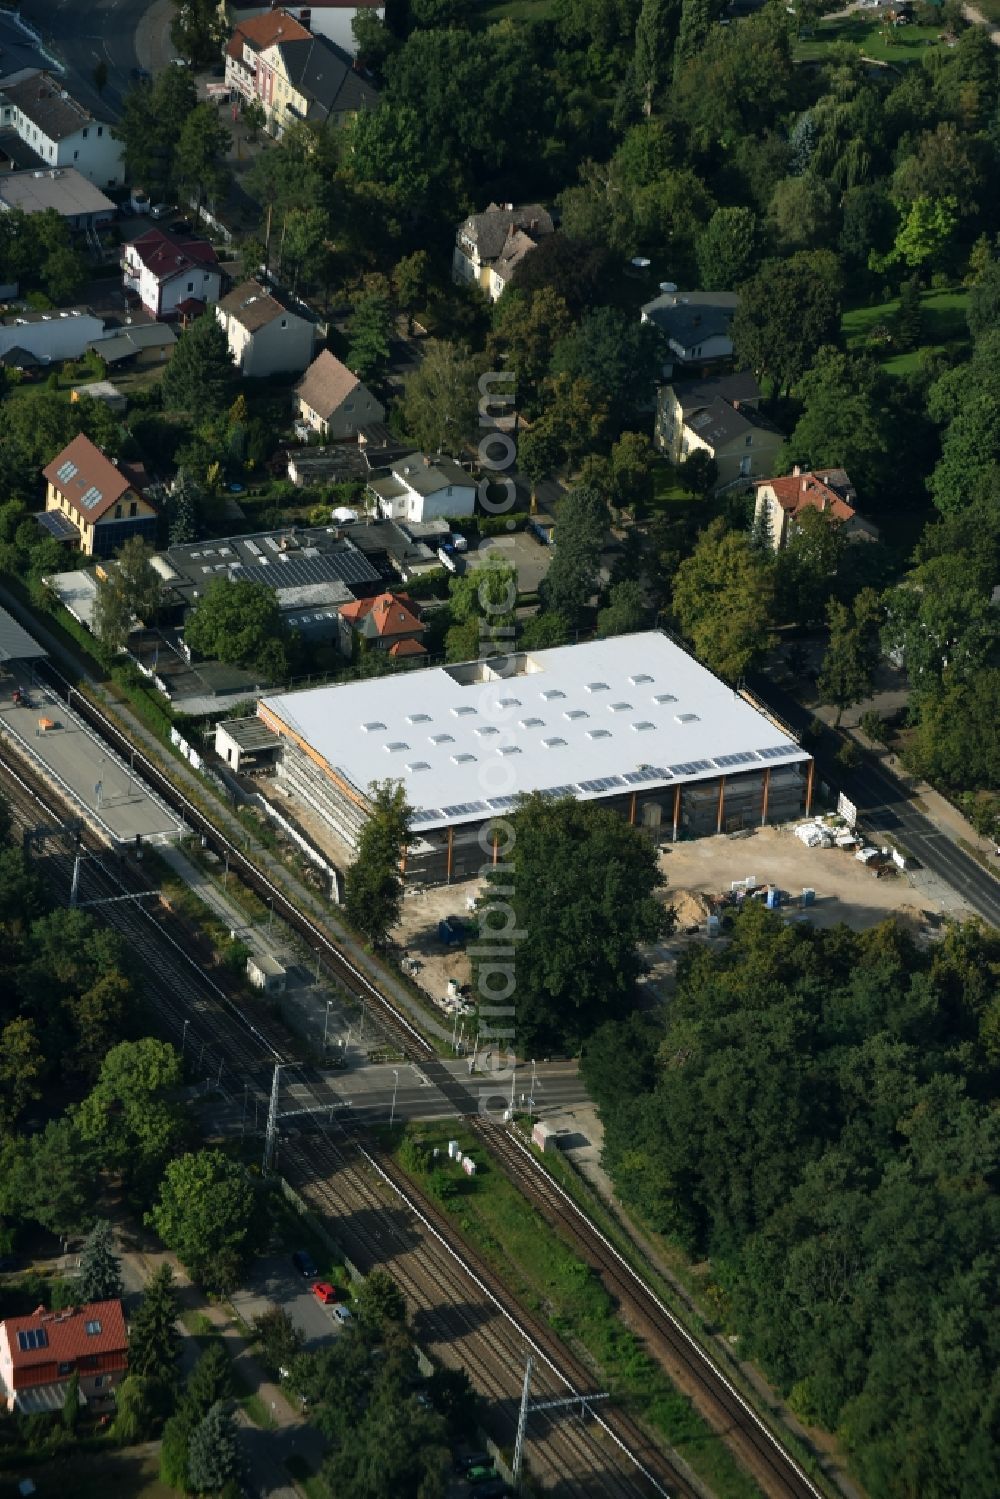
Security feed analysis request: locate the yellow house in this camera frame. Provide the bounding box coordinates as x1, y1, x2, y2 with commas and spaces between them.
655, 374, 785, 491
256, 32, 379, 137
42, 433, 157, 558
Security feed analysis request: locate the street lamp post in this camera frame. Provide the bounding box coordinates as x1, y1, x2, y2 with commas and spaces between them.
181, 1018, 190, 1056
267, 897, 274, 932
390, 1068, 400, 1128
323, 999, 332, 1051
509, 1064, 516, 1112
530, 1058, 537, 1109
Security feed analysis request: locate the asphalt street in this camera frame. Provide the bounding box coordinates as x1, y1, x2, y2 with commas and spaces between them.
749, 672, 1000, 928
19, 0, 174, 119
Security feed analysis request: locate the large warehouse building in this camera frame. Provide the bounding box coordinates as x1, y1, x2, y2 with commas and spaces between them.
251, 633, 814, 883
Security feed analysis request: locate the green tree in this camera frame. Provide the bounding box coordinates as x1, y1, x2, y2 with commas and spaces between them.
187, 1401, 239, 1493
894, 275, 924, 352
62, 1371, 80, 1432
2, 1119, 92, 1237
518, 373, 608, 477
347, 290, 393, 386
75, 1038, 184, 1186
344, 781, 412, 950
398, 341, 479, 455
634, 0, 675, 115
149, 1149, 255, 1292
731, 251, 842, 394
242, 97, 266, 144
44, 244, 86, 304
679, 448, 718, 499
446, 555, 517, 662
779, 347, 892, 497
906, 670, 1000, 791
162, 313, 236, 415
110, 1375, 155, 1445
476, 795, 668, 1053
609, 431, 654, 514
184, 576, 286, 672
77, 1219, 123, 1303
672, 519, 775, 679
817, 593, 879, 725
253, 1305, 304, 1373
171, 0, 227, 64
356, 1269, 407, 1329
160, 1409, 195, 1490
93, 536, 163, 655
519, 610, 571, 648
129, 1265, 181, 1384
551, 307, 664, 432
696, 207, 761, 291
184, 1343, 234, 1419
774, 506, 846, 628
393, 250, 429, 334
882, 554, 999, 689
280, 206, 331, 296
876, 194, 959, 275
597, 580, 647, 638
0, 1017, 43, 1133
674, 0, 711, 77
487, 288, 574, 415
539, 484, 609, 626
766, 175, 835, 254
967, 255, 1000, 340
114, 66, 197, 201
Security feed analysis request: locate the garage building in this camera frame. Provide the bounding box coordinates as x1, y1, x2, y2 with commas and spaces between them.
256, 633, 814, 883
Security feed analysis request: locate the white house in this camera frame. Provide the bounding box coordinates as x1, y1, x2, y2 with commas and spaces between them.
122, 227, 223, 321
640, 289, 739, 377
452, 202, 554, 303
215, 278, 316, 376
294, 348, 384, 438
0, 71, 123, 187
0, 307, 105, 364
222, 1, 385, 56
368, 453, 476, 524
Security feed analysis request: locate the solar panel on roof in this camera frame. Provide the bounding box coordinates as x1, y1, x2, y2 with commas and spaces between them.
578, 775, 626, 793
441, 800, 488, 817
675, 712, 699, 723
541, 784, 577, 798
361, 721, 386, 732
17, 1328, 48, 1351
409, 808, 441, 824
669, 759, 714, 776
488, 794, 520, 809
406, 761, 430, 772
714, 751, 760, 769
227, 548, 379, 592
585, 681, 609, 693
757, 744, 798, 760
609, 702, 632, 713
519, 716, 544, 729
623, 765, 672, 784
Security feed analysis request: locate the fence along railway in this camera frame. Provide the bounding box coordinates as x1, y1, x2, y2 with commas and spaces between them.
4, 655, 831, 1499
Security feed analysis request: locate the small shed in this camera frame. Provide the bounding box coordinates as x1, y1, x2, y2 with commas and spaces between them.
532, 1120, 559, 1153
247, 954, 287, 994
214, 716, 280, 773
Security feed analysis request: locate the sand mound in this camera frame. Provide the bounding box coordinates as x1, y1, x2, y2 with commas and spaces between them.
668, 888, 714, 928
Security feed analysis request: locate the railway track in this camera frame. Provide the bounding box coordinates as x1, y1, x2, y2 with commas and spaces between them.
12, 662, 832, 1499
0, 745, 678, 1497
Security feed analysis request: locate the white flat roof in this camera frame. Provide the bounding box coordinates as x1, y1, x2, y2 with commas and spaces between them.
260, 632, 807, 833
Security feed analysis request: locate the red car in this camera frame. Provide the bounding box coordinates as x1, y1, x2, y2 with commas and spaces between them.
311, 1281, 339, 1304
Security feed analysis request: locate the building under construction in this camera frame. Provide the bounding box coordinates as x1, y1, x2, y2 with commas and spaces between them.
252, 632, 814, 883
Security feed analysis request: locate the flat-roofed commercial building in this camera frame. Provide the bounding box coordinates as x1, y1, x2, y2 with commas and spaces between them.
257, 632, 814, 882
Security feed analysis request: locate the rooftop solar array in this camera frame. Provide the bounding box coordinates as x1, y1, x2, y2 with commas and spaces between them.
260, 633, 807, 832
170, 533, 380, 595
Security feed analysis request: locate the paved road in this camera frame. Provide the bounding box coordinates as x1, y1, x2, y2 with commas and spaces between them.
749, 672, 1000, 928
19, 0, 174, 119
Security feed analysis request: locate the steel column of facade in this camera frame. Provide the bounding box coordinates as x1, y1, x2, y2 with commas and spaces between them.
761, 766, 771, 825
716, 776, 726, 835
630, 792, 637, 825
672, 782, 681, 841
805, 758, 815, 816
493, 828, 499, 866
446, 825, 454, 881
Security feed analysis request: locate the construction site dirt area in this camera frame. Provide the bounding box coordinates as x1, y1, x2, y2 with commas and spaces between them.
390, 822, 970, 1014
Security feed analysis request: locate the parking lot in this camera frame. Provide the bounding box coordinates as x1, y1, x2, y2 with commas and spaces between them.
230, 1251, 345, 1351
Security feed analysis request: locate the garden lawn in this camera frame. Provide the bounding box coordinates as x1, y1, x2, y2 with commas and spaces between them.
396, 1122, 762, 1499
842, 287, 970, 372
475, 0, 556, 21
795, 16, 946, 65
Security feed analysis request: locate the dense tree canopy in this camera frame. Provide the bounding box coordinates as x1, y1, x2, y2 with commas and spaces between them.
583, 912, 1000, 1497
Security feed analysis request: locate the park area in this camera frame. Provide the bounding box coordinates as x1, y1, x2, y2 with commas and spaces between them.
841, 285, 970, 373
795, 14, 949, 66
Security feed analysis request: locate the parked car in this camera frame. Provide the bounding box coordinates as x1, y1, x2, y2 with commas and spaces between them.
150, 203, 173, 220
467, 1466, 498, 1485
129, 66, 151, 83
312, 1281, 339, 1305
291, 1249, 318, 1278
332, 1304, 353, 1324
450, 532, 469, 552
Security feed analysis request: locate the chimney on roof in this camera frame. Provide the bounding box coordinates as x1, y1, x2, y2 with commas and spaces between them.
732, 399, 740, 412
792, 463, 803, 477
801, 477, 808, 493
504, 202, 513, 212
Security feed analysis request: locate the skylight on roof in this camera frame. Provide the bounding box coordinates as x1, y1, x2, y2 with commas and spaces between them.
541, 736, 566, 749
451, 752, 476, 764
474, 725, 499, 737
629, 673, 654, 685
631, 721, 655, 732
361, 721, 386, 733
85, 1320, 102, 1336
429, 733, 454, 745
539, 688, 565, 701
519, 716, 544, 729
609, 702, 632, 713
406, 761, 430, 773
653, 692, 677, 705
384, 741, 409, 752
451, 705, 477, 717
585, 681, 610, 693
675, 712, 699, 723
564, 709, 588, 721
56, 460, 77, 482
79, 486, 103, 510
497, 745, 522, 756
497, 696, 521, 708
586, 728, 612, 740
406, 712, 431, 725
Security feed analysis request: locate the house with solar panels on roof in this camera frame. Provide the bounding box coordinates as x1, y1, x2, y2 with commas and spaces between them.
252, 631, 815, 883
42, 433, 157, 558
0, 1299, 128, 1414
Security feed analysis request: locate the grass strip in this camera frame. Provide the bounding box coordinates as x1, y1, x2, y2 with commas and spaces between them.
394, 1121, 763, 1499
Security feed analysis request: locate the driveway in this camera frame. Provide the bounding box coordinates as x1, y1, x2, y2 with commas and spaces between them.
230, 1252, 343, 1351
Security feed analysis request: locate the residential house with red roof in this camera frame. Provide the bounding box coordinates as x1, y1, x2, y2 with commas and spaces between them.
42, 432, 157, 558
122, 227, 223, 321
753, 466, 880, 551
222, 2, 385, 58
0, 1299, 128, 1414
224, 7, 312, 102
294, 348, 384, 439
337, 590, 427, 658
